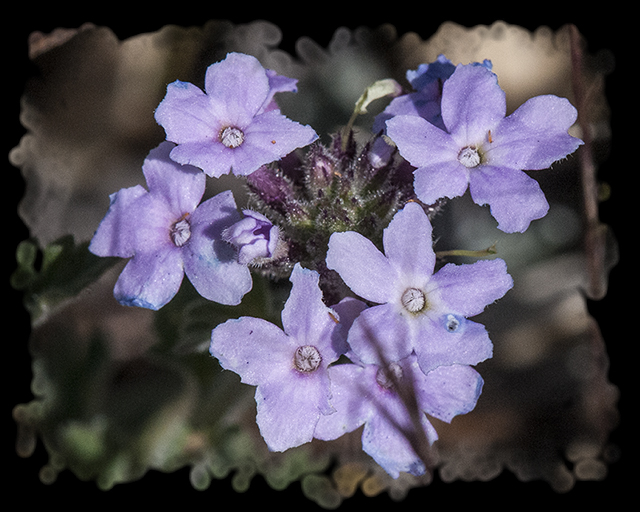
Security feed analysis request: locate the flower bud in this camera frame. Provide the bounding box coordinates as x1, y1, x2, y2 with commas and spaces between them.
368, 136, 395, 169
246, 166, 300, 217
223, 210, 280, 265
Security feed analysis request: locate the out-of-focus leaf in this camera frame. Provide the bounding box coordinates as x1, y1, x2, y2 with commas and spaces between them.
10, 235, 119, 325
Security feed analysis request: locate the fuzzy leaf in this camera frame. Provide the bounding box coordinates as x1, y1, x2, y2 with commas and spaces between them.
11, 235, 119, 325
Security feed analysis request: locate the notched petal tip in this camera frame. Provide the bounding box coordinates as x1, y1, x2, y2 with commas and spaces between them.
469, 165, 550, 233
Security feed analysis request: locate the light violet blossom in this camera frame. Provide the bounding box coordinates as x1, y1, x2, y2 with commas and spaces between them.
89, 142, 252, 310
314, 354, 484, 478
154, 52, 318, 178
210, 264, 351, 452
385, 63, 583, 233
326, 202, 513, 375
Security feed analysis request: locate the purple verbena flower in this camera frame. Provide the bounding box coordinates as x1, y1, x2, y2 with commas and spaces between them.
385, 63, 583, 233
89, 142, 252, 310
314, 354, 484, 478
325, 202, 513, 375
154, 52, 318, 178
222, 210, 280, 265
209, 264, 355, 452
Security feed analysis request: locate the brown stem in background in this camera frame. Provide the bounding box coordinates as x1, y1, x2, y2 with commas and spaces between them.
569, 24, 608, 300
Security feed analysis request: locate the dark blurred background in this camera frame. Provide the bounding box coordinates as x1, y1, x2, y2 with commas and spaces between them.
5, 6, 631, 507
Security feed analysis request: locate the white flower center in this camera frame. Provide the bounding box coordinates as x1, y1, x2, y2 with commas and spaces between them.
457, 146, 481, 168
220, 126, 245, 148
294, 345, 322, 373
401, 287, 427, 314
170, 217, 191, 247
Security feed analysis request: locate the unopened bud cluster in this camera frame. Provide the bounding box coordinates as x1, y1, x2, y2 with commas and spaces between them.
245, 132, 442, 300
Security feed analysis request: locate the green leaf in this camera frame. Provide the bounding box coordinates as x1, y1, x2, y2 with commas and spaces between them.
436, 242, 499, 259
152, 271, 284, 355
11, 235, 119, 325
10, 240, 38, 290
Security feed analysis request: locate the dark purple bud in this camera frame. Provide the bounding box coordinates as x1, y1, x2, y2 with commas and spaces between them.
246, 166, 299, 217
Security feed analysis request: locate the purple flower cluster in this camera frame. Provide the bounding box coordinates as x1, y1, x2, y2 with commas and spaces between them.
211, 203, 512, 477
89, 51, 582, 477
91, 53, 316, 308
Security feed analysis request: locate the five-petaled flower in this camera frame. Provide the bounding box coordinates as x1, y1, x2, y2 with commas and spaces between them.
326, 202, 513, 375
385, 63, 583, 233
210, 264, 357, 452
314, 354, 484, 478
154, 52, 318, 178
89, 142, 253, 310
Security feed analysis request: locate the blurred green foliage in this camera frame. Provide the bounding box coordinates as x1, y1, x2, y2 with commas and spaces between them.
11, 235, 119, 325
